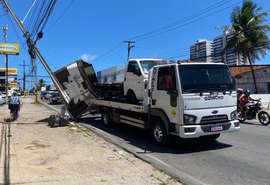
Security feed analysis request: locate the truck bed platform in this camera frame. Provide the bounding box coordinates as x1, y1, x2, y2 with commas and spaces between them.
91, 99, 149, 113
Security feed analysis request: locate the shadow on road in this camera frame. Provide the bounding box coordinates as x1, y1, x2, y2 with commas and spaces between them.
78, 115, 232, 155
240, 121, 267, 126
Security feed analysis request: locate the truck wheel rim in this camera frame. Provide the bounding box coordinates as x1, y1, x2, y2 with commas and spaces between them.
154, 126, 163, 142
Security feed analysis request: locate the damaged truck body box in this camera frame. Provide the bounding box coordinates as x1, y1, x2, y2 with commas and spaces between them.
54, 60, 99, 119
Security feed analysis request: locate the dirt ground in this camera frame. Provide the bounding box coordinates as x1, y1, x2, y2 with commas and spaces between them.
0, 96, 182, 185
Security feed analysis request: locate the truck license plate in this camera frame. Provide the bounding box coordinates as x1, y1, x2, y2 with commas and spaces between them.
211, 125, 222, 132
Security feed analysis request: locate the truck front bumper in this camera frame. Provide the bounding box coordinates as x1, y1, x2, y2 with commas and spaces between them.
178, 120, 240, 138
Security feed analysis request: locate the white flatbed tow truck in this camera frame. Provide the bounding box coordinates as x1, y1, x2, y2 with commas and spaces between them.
54, 60, 240, 145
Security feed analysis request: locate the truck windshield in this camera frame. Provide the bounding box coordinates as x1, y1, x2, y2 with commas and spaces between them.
179, 64, 235, 93
140, 60, 162, 75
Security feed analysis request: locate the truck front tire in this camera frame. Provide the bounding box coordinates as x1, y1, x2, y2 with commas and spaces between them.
152, 121, 170, 146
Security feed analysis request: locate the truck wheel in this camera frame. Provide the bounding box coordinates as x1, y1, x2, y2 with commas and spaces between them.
127, 90, 138, 104
101, 109, 112, 127
152, 121, 170, 146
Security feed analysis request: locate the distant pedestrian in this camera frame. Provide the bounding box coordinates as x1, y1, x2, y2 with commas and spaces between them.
9, 92, 23, 121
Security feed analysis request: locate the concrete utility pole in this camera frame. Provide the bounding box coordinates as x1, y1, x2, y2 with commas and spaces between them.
123, 40, 135, 62
19, 60, 29, 96
2, 24, 8, 98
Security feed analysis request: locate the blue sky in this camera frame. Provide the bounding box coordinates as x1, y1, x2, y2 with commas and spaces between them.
0, 0, 269, 89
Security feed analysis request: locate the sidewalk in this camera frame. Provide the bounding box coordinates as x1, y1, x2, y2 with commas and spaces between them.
0, 96, 181, 185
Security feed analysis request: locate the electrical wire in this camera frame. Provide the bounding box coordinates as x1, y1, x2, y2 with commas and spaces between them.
92, 42, 125, 62
97, 0, 243, 62
5, 8, 28, 53
127, 0, 239, 41
23, 0, 57, 42
45, 0, 76, 33
130, 1, 242, 42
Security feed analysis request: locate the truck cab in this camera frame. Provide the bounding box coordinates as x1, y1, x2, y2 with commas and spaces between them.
124, 58, 162, 104
147, 62, 240, 141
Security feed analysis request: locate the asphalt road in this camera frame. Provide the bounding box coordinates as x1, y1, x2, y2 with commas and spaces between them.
45, 101, 270, 185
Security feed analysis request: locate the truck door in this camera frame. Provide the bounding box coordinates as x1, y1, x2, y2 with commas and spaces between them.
150, 66, 179, 123
124, 61, 144, 100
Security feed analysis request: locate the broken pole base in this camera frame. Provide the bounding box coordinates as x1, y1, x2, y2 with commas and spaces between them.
48, 114, 70, 127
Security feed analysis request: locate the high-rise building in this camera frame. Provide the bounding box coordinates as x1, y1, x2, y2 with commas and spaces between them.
213, 32, 244, 66
190, 39, 213, 63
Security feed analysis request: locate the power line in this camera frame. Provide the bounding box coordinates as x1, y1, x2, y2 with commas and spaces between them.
129, 1, 242, 42
129, 0, 232, 41
92, 42, 124, 62
45, 0, 76, 33
95, 0, 242, 62
23, 0, 57, 42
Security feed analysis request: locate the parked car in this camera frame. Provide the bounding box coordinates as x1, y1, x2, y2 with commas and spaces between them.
0, 93, 6, 105
40, 91, 47, 100
45, 91, 56, 100
48, 92, 62, 104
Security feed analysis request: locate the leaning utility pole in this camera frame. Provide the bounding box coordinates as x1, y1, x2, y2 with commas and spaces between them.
0, 0, 70, 106
123, 40, 135, 62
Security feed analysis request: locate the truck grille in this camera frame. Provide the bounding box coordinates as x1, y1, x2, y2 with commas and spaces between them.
200, 115, 228, 125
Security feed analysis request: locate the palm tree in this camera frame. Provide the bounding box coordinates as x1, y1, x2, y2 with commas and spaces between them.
222, 0, 270, 93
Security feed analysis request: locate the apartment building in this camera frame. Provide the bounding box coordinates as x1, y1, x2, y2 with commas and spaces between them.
213, 32, 244, 66
190, 39, 213, 63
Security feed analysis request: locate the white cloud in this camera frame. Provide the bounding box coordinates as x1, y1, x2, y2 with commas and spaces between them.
80, 53, 97, 62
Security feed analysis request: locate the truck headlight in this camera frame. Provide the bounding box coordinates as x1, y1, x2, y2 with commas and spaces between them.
230, 110, 238, 120
184, 114, 197, 125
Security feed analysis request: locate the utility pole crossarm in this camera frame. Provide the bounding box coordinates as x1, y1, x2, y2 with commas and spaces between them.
123, 40, 135, 62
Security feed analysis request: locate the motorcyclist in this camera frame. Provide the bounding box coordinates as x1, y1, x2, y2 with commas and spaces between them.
236, 88, 244, 110
239, 89, 254, 118
9, 92, 23, 120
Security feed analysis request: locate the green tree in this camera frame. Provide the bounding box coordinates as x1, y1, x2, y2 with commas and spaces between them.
222, 0, 270, 93
38, 79, 45, 91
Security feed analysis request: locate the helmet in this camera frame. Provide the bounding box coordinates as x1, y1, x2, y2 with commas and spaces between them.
236, 88, 243, 93
12, 92, 17, 96
244, 89, 250, 96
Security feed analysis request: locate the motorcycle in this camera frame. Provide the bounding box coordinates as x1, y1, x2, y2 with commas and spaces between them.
8, 104, 20, 121
238, 99, 270, 126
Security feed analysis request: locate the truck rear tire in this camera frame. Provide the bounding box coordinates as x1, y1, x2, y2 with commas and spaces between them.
152, 121, 170, 146
127, 90, 138, 104
101, 109, 113, 127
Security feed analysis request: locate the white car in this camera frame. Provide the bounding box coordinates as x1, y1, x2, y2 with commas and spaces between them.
0, 93, 6, 105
